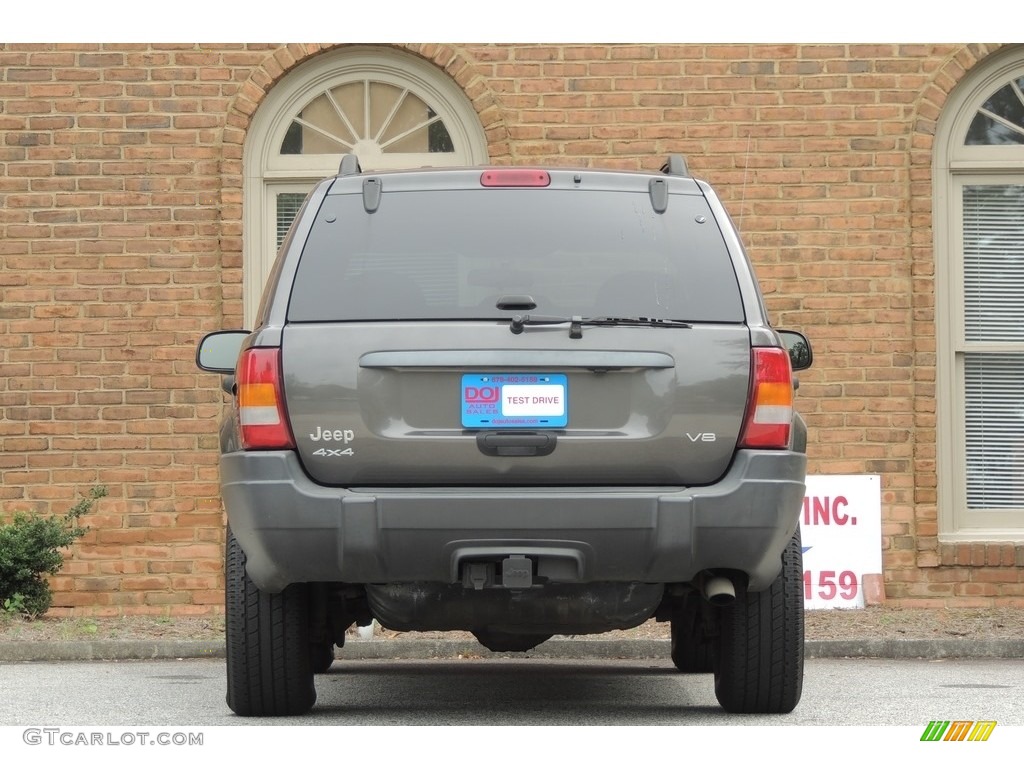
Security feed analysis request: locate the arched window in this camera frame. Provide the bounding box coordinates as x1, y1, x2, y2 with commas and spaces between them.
242, 47, 488, 324
935, 46, 1024, 540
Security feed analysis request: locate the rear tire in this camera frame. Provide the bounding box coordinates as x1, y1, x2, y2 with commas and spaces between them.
713, 528, 804, 714
670, 594, 714, 674
225, 528, 317, 716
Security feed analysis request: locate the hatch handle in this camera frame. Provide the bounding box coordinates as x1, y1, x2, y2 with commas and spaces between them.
476, 431, 557, 457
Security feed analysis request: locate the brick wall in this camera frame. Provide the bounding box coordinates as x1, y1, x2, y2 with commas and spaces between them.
1, 42, 1020, 615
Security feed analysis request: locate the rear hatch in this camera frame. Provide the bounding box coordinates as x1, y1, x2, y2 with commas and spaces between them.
280, 169, 751, 487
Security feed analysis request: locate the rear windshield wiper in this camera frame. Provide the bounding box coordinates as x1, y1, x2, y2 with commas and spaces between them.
509, 314, 692, 339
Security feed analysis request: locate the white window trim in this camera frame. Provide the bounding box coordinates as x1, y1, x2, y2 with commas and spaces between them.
935, 46, 1024, 542
242, 47, 489, 327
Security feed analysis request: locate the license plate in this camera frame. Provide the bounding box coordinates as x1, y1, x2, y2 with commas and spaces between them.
461, 373, 568, 428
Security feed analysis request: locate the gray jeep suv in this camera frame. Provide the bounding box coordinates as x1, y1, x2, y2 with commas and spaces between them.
197, 154, 813, 717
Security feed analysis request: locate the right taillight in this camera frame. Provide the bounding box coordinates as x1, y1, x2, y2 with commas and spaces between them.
237, 348, 295, 450
739, 347, 794, 449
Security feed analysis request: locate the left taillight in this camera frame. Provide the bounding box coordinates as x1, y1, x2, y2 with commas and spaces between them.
738, 347, 794, 450
236, 348, 295, 450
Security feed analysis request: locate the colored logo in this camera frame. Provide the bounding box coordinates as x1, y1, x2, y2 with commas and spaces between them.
464, 386, 500, 404
920, 720, 996, 742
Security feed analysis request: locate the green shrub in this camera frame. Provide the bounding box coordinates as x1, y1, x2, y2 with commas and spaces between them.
0, 487, 107, 617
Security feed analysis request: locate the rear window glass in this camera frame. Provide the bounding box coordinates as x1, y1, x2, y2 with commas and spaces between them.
287, 188, 744, 323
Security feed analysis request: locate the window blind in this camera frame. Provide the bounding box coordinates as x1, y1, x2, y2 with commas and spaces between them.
964, 354, 1024, 509
961, 184, 1024, 511
276, 193, 307, 249
962, 185, 1024, 342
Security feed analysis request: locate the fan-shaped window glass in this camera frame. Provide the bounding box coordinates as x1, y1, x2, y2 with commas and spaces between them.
965, 76, 1024, 145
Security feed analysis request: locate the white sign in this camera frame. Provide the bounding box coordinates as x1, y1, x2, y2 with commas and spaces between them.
801, 474, 882, 609
502, 384, 566, 416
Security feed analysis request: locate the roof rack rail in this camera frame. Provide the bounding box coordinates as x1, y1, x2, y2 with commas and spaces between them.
338, 154, 362, 176
661, 154, 690, 178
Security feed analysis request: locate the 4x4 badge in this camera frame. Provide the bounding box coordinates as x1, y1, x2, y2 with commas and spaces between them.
312, 447, 354, 457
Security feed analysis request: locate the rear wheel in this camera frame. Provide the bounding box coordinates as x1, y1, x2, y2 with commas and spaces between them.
225, 528, 317, 716
713, 528, 804, 714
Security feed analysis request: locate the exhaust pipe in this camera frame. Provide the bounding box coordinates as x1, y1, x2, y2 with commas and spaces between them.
703, 575, 736, 606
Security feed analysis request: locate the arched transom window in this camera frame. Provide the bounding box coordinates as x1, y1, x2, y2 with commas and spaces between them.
280, 79, 456, 163
965, 74, 1024, 144
936, 47, 1024, 541
243, 47, 488, 324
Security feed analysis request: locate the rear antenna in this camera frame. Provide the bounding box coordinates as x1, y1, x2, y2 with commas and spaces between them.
338, 154, 362, 176
661, 154, 690, 177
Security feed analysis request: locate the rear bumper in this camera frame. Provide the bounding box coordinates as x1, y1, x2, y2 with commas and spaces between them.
221, 449, 806, 594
